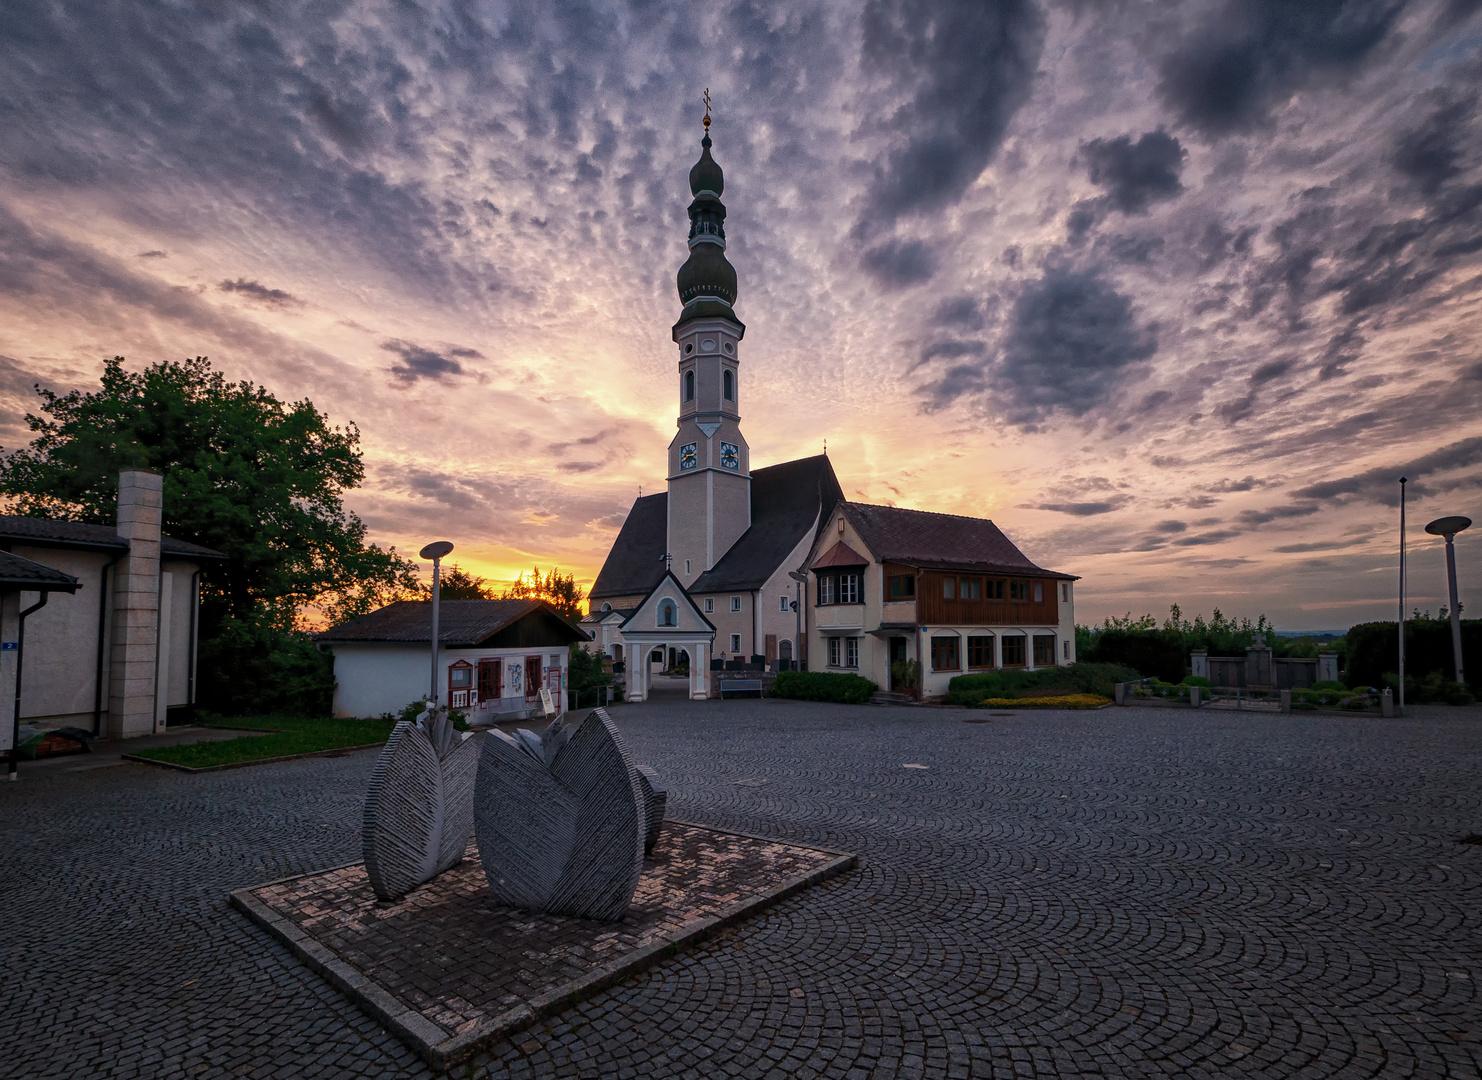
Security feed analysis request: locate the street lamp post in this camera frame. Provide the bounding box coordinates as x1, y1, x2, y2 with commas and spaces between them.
1399, 478, 1407, 714
1425, 516, 1471, 688
419, 541, 455, 705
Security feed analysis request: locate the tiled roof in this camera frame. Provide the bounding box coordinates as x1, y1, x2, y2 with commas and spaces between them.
0, 550, 81, 592
811, 540, 869, 569
0, 515, 226, 559
840, 502, 1077, 580
690, 455, 843, 592
318, 598, 586, 646
588, 493, 668, 600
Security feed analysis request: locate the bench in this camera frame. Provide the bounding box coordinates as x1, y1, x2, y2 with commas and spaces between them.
719, 678, 764, 699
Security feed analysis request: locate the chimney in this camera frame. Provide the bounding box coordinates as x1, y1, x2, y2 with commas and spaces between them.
109, 469, 163, 739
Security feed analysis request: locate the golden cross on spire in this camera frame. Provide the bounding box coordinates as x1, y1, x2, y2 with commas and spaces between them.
702, 88, 712, 132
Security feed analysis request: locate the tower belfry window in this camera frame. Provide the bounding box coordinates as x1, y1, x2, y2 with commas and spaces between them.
685, 370, 695, 400
723, 370, 734, 401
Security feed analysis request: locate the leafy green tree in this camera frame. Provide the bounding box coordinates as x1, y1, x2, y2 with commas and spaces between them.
428, 564, 495, 600
0, 356, 420, 713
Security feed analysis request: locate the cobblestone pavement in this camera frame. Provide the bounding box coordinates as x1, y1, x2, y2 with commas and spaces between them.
2, 702, 1479, 1079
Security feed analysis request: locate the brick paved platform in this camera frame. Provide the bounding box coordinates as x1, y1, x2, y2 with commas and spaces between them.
231, 822, 854, 1069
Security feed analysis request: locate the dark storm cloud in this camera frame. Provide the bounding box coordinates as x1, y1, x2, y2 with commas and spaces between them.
219, 279, 300, 308
1236, 503, 1321, 525
1391, 87, 1476, 194
1081, 131, 1187, 213
857, 0, 1045, 228
1292, 435, 1482, 503
933, 296, 985, 329
1029, 499, 1129, 516
1157, 0, 1410, 137
383, 340, 465, 384
861, 238, 938, 287
138, 250, 167, 258
921, 266, 1157, 425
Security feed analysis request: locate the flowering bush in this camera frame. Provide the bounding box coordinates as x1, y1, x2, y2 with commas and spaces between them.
979, 694, 1111, 709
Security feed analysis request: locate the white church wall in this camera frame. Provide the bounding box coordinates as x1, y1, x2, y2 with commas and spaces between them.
12, 546, 110, 725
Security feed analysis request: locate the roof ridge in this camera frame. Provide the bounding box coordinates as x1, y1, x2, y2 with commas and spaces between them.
845, 500, 998, 524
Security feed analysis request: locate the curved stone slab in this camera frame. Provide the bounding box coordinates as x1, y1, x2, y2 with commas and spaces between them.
363, 708, 477, 902
474, 708, 645, 921
635, 765, 667, 856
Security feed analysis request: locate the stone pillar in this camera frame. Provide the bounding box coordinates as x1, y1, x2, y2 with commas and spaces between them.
1190, 650, 1208, 680
1280, 689, 1291, 714
1317, 652, 1339, 684
108, 470, 163, 739
1245, 645, 1273, 688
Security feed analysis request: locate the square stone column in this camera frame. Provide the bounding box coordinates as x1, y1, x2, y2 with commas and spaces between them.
108, 470, 163, 739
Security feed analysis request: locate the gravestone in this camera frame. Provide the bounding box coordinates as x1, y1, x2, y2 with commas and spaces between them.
363, 704, 478, 902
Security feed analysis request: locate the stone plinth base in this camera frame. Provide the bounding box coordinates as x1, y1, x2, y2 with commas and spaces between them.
230, 822, 855, 1070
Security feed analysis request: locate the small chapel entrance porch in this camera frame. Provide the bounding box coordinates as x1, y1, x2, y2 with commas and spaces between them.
622, 632, 713, 702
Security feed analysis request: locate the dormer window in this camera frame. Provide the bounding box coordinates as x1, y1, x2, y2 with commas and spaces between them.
723, 370, 734, 401
601, 602, 612, 612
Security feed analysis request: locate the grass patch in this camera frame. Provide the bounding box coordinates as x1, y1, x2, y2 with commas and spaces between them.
132, 715, 396, 769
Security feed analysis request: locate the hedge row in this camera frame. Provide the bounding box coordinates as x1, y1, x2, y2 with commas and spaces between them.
772, 670, 877, 704
946, 662, 1140, 706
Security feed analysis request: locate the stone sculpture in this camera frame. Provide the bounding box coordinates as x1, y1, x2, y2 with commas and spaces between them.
635, 764, 667, 856
474, 708, 645, 921
362, 703, 478, 902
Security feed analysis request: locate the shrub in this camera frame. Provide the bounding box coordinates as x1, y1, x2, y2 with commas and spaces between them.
980, 694, 1110, 709
1311, 680, 1346, 691
1347, 619, 1480, 692
946, 662, 1139, 706
772, 670, 877, 704
1181, 675, 1213, 688
1091, 629, 1186, 682
891, 659, 921, 690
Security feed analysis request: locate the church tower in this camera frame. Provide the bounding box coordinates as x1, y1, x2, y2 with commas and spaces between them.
667, 105, 750, 587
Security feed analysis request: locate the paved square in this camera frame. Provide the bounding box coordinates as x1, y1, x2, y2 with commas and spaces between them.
2, 699, 1479, 1078
232, 823, 852, 1068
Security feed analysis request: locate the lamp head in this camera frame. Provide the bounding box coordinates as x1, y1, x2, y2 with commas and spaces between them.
1424, 516, 1471, 538
419, 540, 455, 560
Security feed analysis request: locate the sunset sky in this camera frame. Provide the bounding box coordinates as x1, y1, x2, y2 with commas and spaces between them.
2, 0, 1480, 629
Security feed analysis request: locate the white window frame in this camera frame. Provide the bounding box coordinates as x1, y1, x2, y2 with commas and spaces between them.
845, 637, 859, 668
839, 573, 859, 604
731, 596, 742, 612
730, 633, 742, 653
779, 595, 789, 612
828, 637, 841, 667
818, 576, 835, 605
704, 598, 714, 613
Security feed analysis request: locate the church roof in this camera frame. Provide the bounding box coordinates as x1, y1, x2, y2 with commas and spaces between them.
0, 549, 81, 592
588, 492, 669, 601
690, 455, 843, 593
839, 502, 1078, 580
319, 598, 586, 647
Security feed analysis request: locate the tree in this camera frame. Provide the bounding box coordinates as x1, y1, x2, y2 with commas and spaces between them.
0, 356, 420, 713
500, 565, 585, 620
429, 564, 494, 600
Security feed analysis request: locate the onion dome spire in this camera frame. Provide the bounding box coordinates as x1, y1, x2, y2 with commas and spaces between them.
675, 91, 741, 331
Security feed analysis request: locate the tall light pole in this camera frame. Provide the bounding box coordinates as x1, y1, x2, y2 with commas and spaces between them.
1399, 478, 1407, 714
420, 541, 454, 705
1425, 516, 1471, 687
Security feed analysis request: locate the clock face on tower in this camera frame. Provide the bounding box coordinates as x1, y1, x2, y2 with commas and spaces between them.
679, 443, 697, 470
720, 442, 740, 470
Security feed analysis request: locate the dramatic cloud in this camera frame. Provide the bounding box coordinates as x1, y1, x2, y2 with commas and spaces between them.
862, 238, 938, 287
1081, 131, 1187, 213
1157, 0, 1409, 137
382, 340, 466, 384
219, 279, 300, 308
857, 0, 1045, 227
1292, 436, 1482, 503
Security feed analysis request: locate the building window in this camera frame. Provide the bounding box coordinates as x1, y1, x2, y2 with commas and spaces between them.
685, 559, 691, 575
967, 636, 994, 669
987, 579, 1005, 600
684, 370, 695, 400
943, 577, 955, 599
1002, 635, 1026, 666
828, 637, 841, 666
845, 637, 859, 668
887, 575, 915, 599
731, 596, 742, 612
1033, 581, 1044, 603
931, 635, 960, 671
600, 602, 612, 612
658, 599, 678, 627
730, 634, 742, 653
1063, 640, 1071, 659
1034, 635, 1056, 666
704, 598, 714, 613
723, 369, 734, 400
1061, 583, 1069, 602
1009, 580, 1029, 601
960, 577, 980, 600
780, 595, 789, 612
818, 575, 835, 605
838, 573, 860, 604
